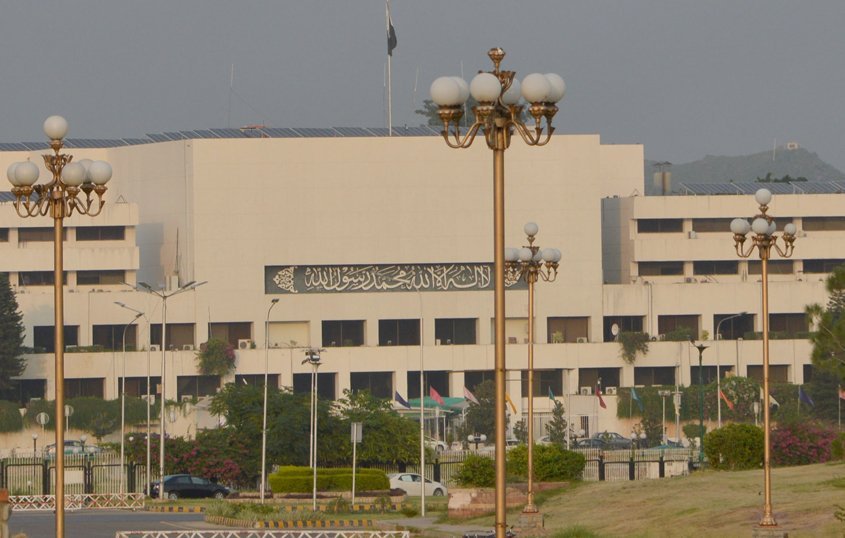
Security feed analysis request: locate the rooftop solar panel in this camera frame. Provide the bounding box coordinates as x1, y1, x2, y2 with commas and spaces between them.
122, 138, 153, 146
261, 128, 300, 138
146, 133, 170, 143
21, 142, 49, 151
0, 143, 27, 151
0, 192, 15, 202
332, 127, 373, 137
163, 132, 188, 141
193, 130, 218, 139
209, 128, 248, 138
367, 127, 390, 136
179, 131, 201, 139
393, 126, 438, 136
291, 128, 338, 137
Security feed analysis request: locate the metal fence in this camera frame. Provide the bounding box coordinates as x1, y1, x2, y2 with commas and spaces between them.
114, 532, 411, 538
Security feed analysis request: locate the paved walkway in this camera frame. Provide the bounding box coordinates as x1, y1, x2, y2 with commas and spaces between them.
380, 516, 494, 537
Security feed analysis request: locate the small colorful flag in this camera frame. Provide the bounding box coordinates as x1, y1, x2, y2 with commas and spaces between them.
548, 387, 556, 402
394, 391, 410, 409
631, 386, 644, 412
799, 386, 815, 407
719, 390, 735, 411
464, 386, 480, 405
596, 385, 607, 409
429, 386, 445, 406
505, 393, 517, 414
838, 385, 845, 400
760, 387, 780, 407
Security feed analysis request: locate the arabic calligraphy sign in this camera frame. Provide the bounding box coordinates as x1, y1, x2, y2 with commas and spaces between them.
265, 263, 525, 294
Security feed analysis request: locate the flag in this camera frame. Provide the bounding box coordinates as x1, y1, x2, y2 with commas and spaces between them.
505, 392, 517, 414
464, 386, 479, 405
394, 391, 410, 409
719, 390, 735, 411
596, 385, 607, 409
386, 2, 397, 56
631, 386, 644, 412
838, 386, 845, 400
760, 387, 780, 408
799, 386, 815, 407
549, 387, 556, 402
429, 386, 445, 406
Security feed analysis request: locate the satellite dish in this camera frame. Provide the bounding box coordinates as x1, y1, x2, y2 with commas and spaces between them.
611, 323, 620, 337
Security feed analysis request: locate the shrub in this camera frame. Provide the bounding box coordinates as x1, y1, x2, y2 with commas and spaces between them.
508, 444, 585, 481
196, 338, 236, 376
771, 420, 837, 466
0, 400, 23, 432
703, 423, 763, 470
832, 432, 845, 460
268, 466, 388, 493
454, 454, 495, 487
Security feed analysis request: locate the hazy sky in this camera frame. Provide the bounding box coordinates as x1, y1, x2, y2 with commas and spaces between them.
2, 1, 844, 170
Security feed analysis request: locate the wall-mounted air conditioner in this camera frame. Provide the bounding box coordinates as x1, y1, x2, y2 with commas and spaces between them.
579, 387, 593, 396
605, 386, 618, 395
182, 344, 195, 351
238, 339, 253, 350
576, 337, 588, 343
688, 231, 697, 239
181, 395, 193, 402
141, 394, 155, 405
150, 345, 160, 352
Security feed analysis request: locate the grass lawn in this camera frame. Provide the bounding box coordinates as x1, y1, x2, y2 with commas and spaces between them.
454, 462, 845, 537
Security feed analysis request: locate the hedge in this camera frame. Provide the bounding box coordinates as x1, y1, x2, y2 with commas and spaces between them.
268, 466, 389, 493
0, 400, 23, 432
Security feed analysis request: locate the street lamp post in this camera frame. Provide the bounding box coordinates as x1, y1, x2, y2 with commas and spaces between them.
303, 348, 323, 511
6, 115, 113, 538
431, 48, 564, 538
714, 312, 747, 428
260, 298, 280, 504
690, 341, 708, 465
138, 280, 207, 499
658, 390, 671, 443
32, 434, 38, 455
119, 309, 143, 495
504, 222, 560, 514
731, 188, 797, 528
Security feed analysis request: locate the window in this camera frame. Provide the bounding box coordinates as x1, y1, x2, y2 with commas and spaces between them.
292, 372, 336, 399
65, 378, 104, 398
748, 260, 793, 275
379, 319, 420, 346
714, 313, 754, 340
803, 364, 814, 383
464, 370, 495, 392
176, 375, 220, 399
150, 323, 195, 349
802, 217, 845, 231
657, 315, 699, 338
406, 371, 449, 399
350, 371, 392, 399
637, 219, 683, 233
19, 271, 66, 286
435, 318, 476, 345
0, 228, 8, 242
577, 368, 621, 390
18, 228, 64, 242
693, 261, 738, 275
803, 259, 845, 274
77, 270, 126, 285
769, 313, 809, 338
493, 318, 528, 344
92, 324, 137, 351
520, 369, 563, 397
747, 365, 788, 383
75, 226, 125, 241
33, 325, 79, 353
602, 316, 644, 342
547, 317, 589, 343
235, 374, 279, 388
117, 377, 162, 398
0, 379, 46, 406
209, 322, 253, 346
634, 367, 676, 386
638, 261, 684, 276
268, 321, 310, 348
322, 320, 365, 347
689, 365, 718, 385
691, 218, 733, 233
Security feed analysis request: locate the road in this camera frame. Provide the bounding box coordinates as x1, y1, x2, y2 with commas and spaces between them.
10, 510, 207, 538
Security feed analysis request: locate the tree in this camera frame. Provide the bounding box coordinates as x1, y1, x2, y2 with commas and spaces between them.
463, 380, 497, 438
0, 273, 25, 394
512, 418, 528, 443
806, 265, 845, 385
334, 389, 420, 464
544, 400, 568, 445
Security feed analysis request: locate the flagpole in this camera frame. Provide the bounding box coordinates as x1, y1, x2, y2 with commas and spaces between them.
418, 290, 425, 517
386, 0, 393, 136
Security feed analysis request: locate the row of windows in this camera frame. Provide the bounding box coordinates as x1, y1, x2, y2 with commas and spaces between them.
603, 313, 807, 341
639, 259, 844, 276
637, 217, 845, 234
13, 270, 126, 287
0, 226, 125, 243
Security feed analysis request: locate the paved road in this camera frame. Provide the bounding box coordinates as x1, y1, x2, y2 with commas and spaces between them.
10, 510, 207, 538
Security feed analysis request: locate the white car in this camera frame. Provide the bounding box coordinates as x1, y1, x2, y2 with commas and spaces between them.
388, 472, 447, 497
424, 437, 448, 452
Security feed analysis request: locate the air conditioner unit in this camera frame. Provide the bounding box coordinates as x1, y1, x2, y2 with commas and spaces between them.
579, 387, 593, 396
576, 337, 588, 343
605, 386, 617, 395
688, 230, 697, 239
658, 334, 666, 341
684, 277, 696, 283
181, 395, 193, 402
150, 345, 160, 352
182, 344, 195, 351
141, 394, 155, 405
238, 339, 253, 350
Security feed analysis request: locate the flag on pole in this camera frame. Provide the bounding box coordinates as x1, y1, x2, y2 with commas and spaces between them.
386, 1, 397, 56
719, 390, 735, 411
429, 386, 445, 406
838, 385, 845, 400
799, 386, 815, 407
631, 386, 644, 412
596, 385, 607, 409
464, 386, 480, 405
505, 393, 517, 414
549, 387, 556, 402
394, 391, 411, 409
760, 387, 780, 408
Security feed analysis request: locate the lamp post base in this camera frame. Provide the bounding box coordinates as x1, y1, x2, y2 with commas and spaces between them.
516, 510, 544, 530
752, 526, 788, 538
521, 502, 539, 514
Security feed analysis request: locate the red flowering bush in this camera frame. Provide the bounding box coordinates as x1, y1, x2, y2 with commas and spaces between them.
196, 338, 236, 376
771, 420, 837, 466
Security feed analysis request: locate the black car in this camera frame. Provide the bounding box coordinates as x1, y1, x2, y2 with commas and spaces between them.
149, 474, 230, 499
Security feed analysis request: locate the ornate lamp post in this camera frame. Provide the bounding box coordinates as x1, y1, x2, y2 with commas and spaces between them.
731, 188, 797, 528
6, 115, 112, 537
431, 48, 564, 538
303, 348, 323, 511
260, 298, 280, 503
504, 222, 560, 513
689, 341, 708, 465
119, 309, 143, 495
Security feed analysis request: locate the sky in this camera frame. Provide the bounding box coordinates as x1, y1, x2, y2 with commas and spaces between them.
2, 1, 845, 170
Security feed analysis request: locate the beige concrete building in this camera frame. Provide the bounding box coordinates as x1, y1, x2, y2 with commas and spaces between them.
1, 129, 841, 438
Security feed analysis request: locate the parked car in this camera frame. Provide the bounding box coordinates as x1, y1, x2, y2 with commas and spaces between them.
574, 437, 607, 449
45, 440, 102, 456
424, 437, 448, 453
388, 472, 447, 497
592, 431, 633, 450
149, 474, 230, 500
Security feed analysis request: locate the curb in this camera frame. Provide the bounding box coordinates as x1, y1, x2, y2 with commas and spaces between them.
205, 514, 373, 529
146, 505, 205, 513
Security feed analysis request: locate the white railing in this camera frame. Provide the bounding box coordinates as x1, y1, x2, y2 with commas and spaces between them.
11, 492, 145, 511
114, 532, 411, 538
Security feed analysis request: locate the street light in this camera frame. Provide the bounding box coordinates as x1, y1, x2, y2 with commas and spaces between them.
657, 390, 671, 444
115, 301, 152, 496
6, 115, 113, 538
431, 48, 564, 538
260, 298, 280, 504
731, 188, 797, 528
118, 308, 143, 495
303, 348, 323, 511
138, 279, 207, 499
32, 433, 38, 455
504, 222, 560, 514
714, 311, 747, 428
689, 341, 708, 465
